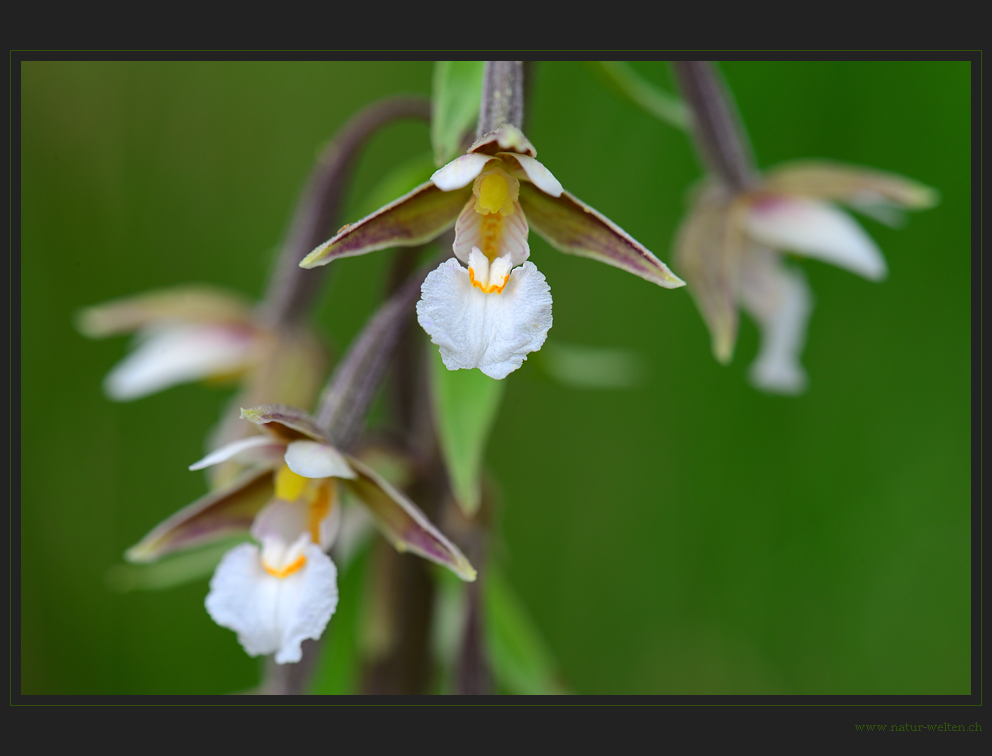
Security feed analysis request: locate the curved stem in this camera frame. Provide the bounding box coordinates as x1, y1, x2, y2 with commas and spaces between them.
260, 96, 431, 328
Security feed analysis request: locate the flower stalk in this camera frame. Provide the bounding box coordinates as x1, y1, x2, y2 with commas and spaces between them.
671, 61, 757, 191
315, 258, 433, 448
478, 61, 525, 136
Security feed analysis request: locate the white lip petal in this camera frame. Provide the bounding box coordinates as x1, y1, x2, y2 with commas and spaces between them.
431, 154, 493, 191
251, 499, 310, 547
511, 154, 563, 197
745, 197, 887, 281
740, 246, 814, 394
452, 199, 530, 266
103, 324, 255, 401
205, 542, 339, 664
416, 258, 553, 380
188, 435, 284, 471
284, 440, 356, 480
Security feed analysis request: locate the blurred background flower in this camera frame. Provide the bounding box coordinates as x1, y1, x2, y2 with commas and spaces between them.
20, 59, 971, 694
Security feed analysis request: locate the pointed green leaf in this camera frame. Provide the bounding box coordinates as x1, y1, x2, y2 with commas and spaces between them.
429, 344, 504, 518
537, 340, 647, 390
107, 536, 248, 592
125, 466, 273, 563
431, 61, 485, 166
485, 565, 569, 695
342, 455, 476, 581
592, 61, 691, 130
300, 182, 470, 269
308, 546, 369, 694
519, 183, 686, 289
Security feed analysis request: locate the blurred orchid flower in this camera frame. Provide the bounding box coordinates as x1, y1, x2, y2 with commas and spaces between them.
302, 125, 684, 379
125, 404, 475, 663
78, 284, 329, 487
676, 161, 937, 393
77, 285, 263, 400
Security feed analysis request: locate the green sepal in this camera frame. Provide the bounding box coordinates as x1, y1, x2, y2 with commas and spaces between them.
519, 183, 686, 289
429, 344, 504, 518
342, 455, 476, 582
431, 61, 485, 167
125, 466, 273, 563
240, 404, 330, 443
300, 182, 470, 269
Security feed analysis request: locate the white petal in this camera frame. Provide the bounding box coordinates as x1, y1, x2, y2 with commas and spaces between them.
103, 324, 256, 401
188, 435, 284, 471
416, 258, 553, 380
205, 542, 338, 664
431, 154, 493, 191
284, 440, 356, 480
254, 483, 341, 552
452, 199, 530, 266
511, 154, 563, 197
745, 197, 887, 281
251, 499, 309, 552
739, 246, 814, 394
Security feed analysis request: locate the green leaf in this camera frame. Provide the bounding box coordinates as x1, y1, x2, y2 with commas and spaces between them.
536, 340, 648, 390
431, 61, 485, 167
308, 547, 369, 694
429, 343, 504, 518
592, 61, 690, 130
485, 565, 569, 695
106, 536, 248, 592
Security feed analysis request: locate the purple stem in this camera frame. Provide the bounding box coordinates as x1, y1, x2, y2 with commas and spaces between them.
671, 61, 758, 191
260, 96, 430, 328
478, 61, 525, 137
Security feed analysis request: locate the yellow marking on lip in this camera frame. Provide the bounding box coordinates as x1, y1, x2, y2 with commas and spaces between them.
275, 463, 309, 502
476, 172, 509, 215
263, 553, 307, 579
469, 268, 510, 294
308, 482, 333, 544
479, 211, 504, 261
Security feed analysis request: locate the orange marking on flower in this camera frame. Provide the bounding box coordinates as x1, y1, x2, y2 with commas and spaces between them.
308, 482, 333, 544
480, 212, 503, 261
468, 268, 510, 294
263, 554, 307, 579
337, 223, 351, 234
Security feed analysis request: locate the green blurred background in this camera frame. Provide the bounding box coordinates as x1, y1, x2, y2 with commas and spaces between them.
20, 60, 971, 694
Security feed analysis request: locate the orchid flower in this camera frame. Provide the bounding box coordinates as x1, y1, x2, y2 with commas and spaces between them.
676, 161, 937, 393
301, 125, 685, 379
77, 285, 265, 401
126, 404, 475, 663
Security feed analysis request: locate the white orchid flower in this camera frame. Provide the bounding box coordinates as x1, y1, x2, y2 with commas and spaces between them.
676, 161, 937, 393
301, 125, 684, 379
125, 404, 475, 664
